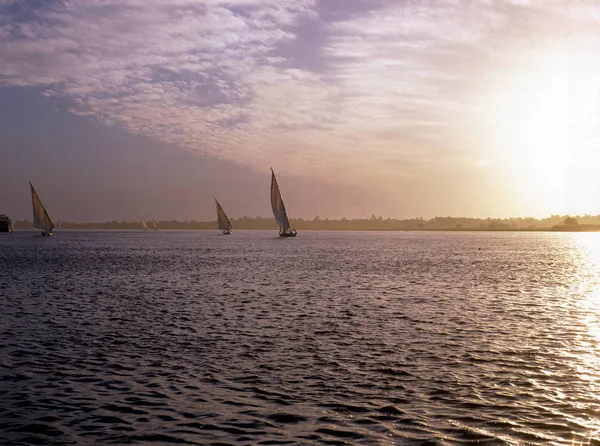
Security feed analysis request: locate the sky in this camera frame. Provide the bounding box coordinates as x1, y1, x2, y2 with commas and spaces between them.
1, 0, 600, 222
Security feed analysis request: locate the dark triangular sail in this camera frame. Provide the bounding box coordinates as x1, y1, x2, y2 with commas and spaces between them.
270, 169, 291, 231
214, 198, 232, 231
30, 182, 54, 232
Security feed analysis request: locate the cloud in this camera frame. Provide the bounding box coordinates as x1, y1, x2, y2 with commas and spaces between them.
0, 0, 320, 159
325, 1, 600, 169
1, 0, 599, 191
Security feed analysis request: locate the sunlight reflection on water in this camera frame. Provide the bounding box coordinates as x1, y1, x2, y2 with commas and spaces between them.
568, 234, 600, 442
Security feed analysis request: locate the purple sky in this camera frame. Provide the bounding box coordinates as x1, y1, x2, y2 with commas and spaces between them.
1, 0, 599, 221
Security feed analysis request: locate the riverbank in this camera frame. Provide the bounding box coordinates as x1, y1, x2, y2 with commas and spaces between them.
8, 216, 600, 232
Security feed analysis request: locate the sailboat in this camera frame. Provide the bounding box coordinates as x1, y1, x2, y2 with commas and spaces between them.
30, 181, 54, 237
270, 168, 297, 237
214, 197, 232, 235
141, 219, 149, 231
151, 219, 159, 231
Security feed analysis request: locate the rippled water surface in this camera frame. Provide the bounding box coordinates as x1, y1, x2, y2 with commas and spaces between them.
1, 230, 600, 445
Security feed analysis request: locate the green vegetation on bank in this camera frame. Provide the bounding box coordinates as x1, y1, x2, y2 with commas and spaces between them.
8, 215, 600, 231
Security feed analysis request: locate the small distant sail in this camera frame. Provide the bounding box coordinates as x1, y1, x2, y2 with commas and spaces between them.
270, 169, 291, 232
141, 219, 149, 231
30, 182, 54, 235
214, 197, 232, 232
151, 219, 158, 231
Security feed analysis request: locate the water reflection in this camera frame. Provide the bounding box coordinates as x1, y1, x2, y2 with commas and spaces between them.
3, 231, 600, 444
567, 234, 600, 441
573, 234, 600, 338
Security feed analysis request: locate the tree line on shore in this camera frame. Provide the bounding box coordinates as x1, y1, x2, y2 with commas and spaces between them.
9, 214, 600, 231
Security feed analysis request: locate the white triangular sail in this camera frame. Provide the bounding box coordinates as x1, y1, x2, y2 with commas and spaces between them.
30, 182, 54, 233
151, 219, 158, 231
141, 219, 149, 231
270, 169, 291, 231
214, 198, 232, 231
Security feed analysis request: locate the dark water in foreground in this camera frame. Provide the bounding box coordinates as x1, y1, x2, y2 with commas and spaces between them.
1, 230, 600, 445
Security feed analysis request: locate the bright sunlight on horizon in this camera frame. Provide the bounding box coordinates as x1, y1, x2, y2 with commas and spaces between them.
1, 0, 600, 221
482, 41, 600, 217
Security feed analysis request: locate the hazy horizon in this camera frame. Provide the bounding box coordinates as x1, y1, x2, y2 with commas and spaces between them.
7, 213, 597, 227
2, 1, 599, 221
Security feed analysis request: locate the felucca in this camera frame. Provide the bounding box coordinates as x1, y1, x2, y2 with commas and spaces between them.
214, 197, 232, 234
141, 219, 149, 231
270, 168, 297, 237
29, 181, 54, 237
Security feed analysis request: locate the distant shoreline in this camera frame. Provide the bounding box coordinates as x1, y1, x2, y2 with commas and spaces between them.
8, 226, 600, 233
7, 216, 600, 232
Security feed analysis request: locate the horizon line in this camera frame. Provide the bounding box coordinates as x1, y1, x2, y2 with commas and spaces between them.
6, 213, 596, 224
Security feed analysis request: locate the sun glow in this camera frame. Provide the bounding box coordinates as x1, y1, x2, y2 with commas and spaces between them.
483, 44, 600, 215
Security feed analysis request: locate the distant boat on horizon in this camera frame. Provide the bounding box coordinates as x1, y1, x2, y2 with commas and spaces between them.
214, 197, 232, 235
151, 218, 159, 232
270, 168, 297, 237
30, 181, 54, 237
0, 214, 12, 233
141, 219, 149, 231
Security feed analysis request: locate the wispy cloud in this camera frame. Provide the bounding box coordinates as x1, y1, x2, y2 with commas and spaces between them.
0, 0, 321, 162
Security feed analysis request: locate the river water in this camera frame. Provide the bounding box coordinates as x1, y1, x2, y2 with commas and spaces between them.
1, 230, 599, 445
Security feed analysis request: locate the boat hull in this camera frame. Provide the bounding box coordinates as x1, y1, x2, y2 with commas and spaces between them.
279, 229, 297, 237
0, 215, 11, 232
222, 230, 231, 235
41, 231, 52, 237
